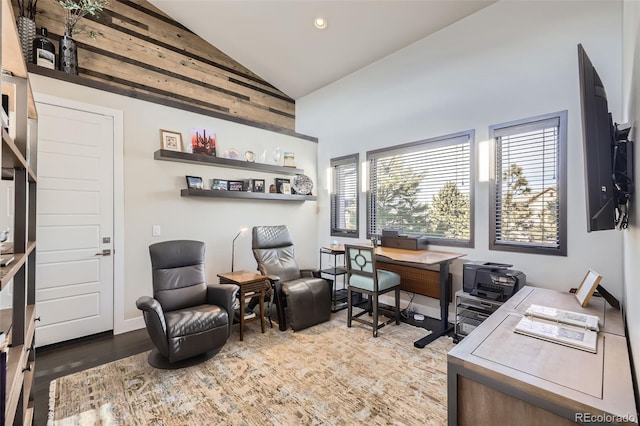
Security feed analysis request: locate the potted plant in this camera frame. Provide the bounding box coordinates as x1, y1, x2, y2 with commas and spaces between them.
57, 0, 109, 74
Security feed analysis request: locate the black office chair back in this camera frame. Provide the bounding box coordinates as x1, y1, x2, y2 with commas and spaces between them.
149, 240, 207, 312
252, 225, 301, 282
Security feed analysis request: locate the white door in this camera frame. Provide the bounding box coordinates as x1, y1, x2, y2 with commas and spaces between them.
35, 102, 114, 347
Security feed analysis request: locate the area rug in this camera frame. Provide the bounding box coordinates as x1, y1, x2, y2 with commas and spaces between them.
48, 312, 454, 425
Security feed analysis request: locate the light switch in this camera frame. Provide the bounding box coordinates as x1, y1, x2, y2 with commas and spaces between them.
152, 225, 161, 237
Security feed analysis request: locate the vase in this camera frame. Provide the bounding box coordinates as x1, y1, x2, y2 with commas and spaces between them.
16, 16, 36, 63
59, 33, 78, 75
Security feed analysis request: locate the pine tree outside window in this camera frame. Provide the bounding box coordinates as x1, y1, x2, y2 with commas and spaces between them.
489, 111, 567, 256
331, 154, 359, 237
367, 131, 474, 247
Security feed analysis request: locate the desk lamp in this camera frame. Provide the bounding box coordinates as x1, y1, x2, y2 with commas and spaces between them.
231, 226, 248, 272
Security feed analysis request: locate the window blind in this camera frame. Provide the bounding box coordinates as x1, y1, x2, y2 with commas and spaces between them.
491, 112, 567, 255
367, 132, 473, 245
331, 154, 359, 237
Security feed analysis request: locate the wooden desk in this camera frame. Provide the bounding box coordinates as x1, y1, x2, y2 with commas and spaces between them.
448, 286, 638, 425
218, 271, 268, 341
374, 247, 465, 348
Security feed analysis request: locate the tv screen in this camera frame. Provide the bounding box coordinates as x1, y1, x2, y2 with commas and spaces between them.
577, 44, 616, 232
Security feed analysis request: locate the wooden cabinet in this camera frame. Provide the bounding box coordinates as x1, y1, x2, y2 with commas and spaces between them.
154, 149, 317, 201
1, 0, 38, 423
448, 286, 637, 425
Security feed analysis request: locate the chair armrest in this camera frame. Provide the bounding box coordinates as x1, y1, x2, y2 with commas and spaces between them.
265, 274, 281, 283
207, 283, 239, 338
300, 269, 321, 278
136, 296, 169, 356
207, 283, 240, 315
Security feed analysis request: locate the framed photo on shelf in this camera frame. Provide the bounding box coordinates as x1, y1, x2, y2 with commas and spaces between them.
185, 175, 203, 189
252, 179, 265, 193
228, 180, 244, 191
211, 179, 228, 190
191, 128, 216, 156
160, 129, 183, 152
574, 269, 603, 307
281, 182, 292, 195
275, 178, 291, 194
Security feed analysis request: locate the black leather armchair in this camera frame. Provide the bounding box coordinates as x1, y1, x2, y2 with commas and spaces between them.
136, 240, 239, 368
252, 225, 331, 331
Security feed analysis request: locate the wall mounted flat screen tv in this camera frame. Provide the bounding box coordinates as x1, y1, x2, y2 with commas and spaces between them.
577, 43, 633, 231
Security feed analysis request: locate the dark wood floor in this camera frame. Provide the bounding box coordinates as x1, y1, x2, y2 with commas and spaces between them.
33, 329, 153, 425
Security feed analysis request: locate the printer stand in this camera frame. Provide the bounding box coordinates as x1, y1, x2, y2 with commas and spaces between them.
454, 290, 504, 343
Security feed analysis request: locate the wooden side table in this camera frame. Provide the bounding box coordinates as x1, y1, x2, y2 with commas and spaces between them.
218, 271, 268, 341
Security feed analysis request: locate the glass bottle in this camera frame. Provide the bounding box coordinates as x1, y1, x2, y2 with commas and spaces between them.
33, 27, 56, 70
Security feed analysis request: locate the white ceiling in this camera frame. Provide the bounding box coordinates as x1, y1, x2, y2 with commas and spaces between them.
149, 1, 496, 100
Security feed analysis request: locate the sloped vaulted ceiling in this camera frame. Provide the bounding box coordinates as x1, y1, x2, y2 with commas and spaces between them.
24, 0, 298, 134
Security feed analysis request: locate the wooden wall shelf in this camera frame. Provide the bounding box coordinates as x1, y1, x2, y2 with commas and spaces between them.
181, 188, 316, 201
155, 149, 305, 175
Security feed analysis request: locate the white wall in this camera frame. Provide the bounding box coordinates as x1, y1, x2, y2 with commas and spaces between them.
622, 0, 640, 387
297, 1, 624, 318
29, 73, 319, 331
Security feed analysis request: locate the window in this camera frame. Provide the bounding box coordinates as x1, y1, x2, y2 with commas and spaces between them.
367, 131, 474, 247
489, 111, 567, 255
331, 154, 359, 237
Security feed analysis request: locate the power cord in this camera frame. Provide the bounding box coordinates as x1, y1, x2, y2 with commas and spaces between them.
400, 291, 416, 319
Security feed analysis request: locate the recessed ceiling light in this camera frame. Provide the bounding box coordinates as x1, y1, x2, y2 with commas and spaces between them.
314, 17, 327, 30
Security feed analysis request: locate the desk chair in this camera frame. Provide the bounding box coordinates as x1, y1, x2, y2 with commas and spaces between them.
345, 244, 401, 337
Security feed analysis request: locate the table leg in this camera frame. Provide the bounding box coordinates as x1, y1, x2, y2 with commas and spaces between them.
259, 288, 265, 333
414, 261, 453, 348
239, 289, 245, 341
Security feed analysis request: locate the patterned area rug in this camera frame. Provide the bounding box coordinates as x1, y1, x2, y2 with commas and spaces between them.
48, 312, 454, 425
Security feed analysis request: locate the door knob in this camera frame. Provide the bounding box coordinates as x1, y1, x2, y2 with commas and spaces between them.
95, 249, 112, 256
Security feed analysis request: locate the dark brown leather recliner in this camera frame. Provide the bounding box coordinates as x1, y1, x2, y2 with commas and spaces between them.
252, 225, 331, 331
136, 240, 239, 368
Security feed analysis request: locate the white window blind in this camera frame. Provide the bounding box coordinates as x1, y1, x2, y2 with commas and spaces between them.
367, 131, 473, 246
490, 111, 567, 255
331, 154, 359, 237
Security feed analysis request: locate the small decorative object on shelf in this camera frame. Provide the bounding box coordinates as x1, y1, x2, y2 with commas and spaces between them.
185, 175, 203, 189
57, 0, 109, 74
291, 174, 313, 195
272, 146, 281, 165
33, 27, 55, 70
223, 148, 241, 160
269, 184, 277, 193
16, 0, 37, 63
160, 129, 182, 151
245, 150, 255, 162
283, 151, 295, 168
191, 128, 216, 156
212, 179, 227, 190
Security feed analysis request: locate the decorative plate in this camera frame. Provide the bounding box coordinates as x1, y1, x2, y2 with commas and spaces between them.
223, 149, 241, 160
245, 150, 256, 162
291, 174, 313, 195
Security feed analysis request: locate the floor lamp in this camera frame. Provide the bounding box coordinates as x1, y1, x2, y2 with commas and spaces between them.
231, 226, 248, 272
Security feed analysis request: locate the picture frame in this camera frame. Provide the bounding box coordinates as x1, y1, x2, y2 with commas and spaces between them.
228, 180, 244, 191
281, 182, 292, 195
160, 129, 183, 152
185, 175, 203, 189
211, 179, 228, 190
275, 178, 291, 194
252, 179, 265, 193
574, 269, 603, 307
283, 151, 295, 168
191, 128, 216, 156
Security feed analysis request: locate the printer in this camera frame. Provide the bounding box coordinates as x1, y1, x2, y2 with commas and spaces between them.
462, 261, 526, 302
